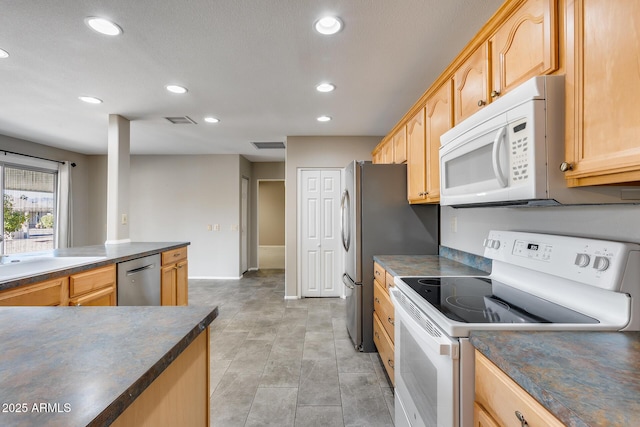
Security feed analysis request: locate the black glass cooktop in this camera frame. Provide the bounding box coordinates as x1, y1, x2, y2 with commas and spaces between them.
400, 277, 599, 324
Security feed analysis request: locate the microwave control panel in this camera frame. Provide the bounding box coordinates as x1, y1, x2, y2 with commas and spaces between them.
508, 118, 531, 183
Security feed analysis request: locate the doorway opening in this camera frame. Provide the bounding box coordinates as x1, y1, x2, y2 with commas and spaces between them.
257, 180, 285, 269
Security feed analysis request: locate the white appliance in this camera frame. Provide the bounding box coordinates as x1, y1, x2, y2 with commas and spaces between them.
391, 230, 640, 427
439, 75, 640, 207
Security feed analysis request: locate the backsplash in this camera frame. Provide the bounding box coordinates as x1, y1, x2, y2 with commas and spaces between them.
439, 245, 492, 273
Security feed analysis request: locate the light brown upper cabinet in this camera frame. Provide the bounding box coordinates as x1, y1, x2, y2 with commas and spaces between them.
382, 138, 394, 164
392, 127, 407, 164
407, 106, 427, 203
425, 80, 453, 203
563, 0, 640, 186
454, 43, 489, 125
489, 0, 558, 100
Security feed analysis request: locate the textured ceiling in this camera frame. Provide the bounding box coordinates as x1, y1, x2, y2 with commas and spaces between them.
0, 0, 504, 161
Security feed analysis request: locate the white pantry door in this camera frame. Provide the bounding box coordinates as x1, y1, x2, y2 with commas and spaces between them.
299, 169, 342, 297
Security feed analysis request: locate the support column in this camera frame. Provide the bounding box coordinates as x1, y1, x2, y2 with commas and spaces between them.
105, 114, 131, 244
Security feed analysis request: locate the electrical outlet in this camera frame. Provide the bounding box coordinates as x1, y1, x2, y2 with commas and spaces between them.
121, 214, 128, 225
213, 224, 220, 231
231, 224, 239, 231
207, 224, 212, 231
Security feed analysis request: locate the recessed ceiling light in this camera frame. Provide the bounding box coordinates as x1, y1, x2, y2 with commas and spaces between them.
166, 85, 188, 94
317, 115, 332, 122
316, 83, 335, 93
204, 117, 220, 123
0, 48, 9, 59
79, 96, 103, 104
314, 16, 343, 35
85, 17, 122, 36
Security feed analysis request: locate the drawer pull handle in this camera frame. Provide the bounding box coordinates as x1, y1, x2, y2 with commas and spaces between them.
387, 316, 394, 326
515, 411, 528, 427
375, 270, 381, 276
173, 253, 181, 257
387, 359, 394, 369
374, 331, 379, 339
375, 297, 380, 304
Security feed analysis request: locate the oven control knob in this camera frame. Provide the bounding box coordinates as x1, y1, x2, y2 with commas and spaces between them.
574, 253, 591, 268
593, 256, 610, 271
491, 240, 501, 249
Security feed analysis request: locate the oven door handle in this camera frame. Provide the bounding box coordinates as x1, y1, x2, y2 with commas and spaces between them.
492, 125, 508, 188
391, 288, 459, 359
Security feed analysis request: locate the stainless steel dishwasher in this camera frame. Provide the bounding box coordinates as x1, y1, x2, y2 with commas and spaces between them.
117, 254, 161, 305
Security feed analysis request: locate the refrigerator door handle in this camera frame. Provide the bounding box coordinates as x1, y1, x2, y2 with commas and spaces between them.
340, 189, 351, 252
342, 273, 355, 289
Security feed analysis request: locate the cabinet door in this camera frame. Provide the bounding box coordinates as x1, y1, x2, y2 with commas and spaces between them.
176, 260, 188, 306
474, 403, 499, 427
69, 284, 116, 306
161, 264, 177, 306
407, 106, 427, 203
490, 0, 558, 99
454, 44, 488, 124
392, 127, 407, 164
382, 139, 394, 164
372, 146, 384, 164
564, 0, 640, 185
425, 80, 453, 203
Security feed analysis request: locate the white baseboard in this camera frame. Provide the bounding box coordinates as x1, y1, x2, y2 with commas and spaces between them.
284, 295, 300, 300
248, 267, 259, 271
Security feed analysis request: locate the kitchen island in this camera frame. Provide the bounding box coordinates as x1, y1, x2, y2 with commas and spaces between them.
0, 242, 189, 291
0, 305, 217, 426
471, 330, 640, 426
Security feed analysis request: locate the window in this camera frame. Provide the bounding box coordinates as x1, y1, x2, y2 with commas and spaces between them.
1, 162, 58, 255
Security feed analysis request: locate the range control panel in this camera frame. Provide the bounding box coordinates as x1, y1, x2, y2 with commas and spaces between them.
483, 230, 640, 291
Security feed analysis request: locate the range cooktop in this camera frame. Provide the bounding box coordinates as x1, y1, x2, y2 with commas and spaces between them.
399, 276, 599, 325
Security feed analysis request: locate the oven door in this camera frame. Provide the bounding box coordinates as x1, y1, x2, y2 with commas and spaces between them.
391, 288, 459, 427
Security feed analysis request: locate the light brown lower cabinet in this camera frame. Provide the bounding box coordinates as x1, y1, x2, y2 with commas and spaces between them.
69, 264, 117, 306
111, 328, 210, 427
373, 312, 394, 385
0, 276, 68, 306
372, 261, 395, 385
161, 247, 189, 306
474, 350, 564, 427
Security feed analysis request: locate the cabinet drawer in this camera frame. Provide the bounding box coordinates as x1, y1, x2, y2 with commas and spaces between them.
0, 277, 67, 306
475, 350, 564, 427
373, 312, 395, 385
69, 265, 116, 298
162, 247, 188, 265
385, 271, 394, 292
374, 279, 394, 341
373, 262, 386, 288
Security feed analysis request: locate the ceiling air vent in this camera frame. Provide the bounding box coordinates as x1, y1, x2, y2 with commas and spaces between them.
252, 141, 286, 150
165, 116, 197, 124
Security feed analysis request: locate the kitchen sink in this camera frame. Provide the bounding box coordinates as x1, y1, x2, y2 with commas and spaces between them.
0, 256, 107, 282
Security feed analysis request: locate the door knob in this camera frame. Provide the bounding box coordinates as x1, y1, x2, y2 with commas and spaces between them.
477, 100, 486, 107
491, 90, 500, 98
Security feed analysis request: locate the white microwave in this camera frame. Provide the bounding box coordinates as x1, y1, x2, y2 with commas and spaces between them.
439, 75, 639, 207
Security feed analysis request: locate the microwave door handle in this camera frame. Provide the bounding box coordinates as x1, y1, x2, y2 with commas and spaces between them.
492, 126, 508, 188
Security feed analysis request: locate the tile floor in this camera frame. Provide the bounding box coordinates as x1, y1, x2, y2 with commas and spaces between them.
189, 269, 395, 427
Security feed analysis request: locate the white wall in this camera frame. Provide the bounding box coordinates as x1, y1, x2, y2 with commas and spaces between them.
129, 154, 245, 278
0, 135, 93, 246
441, 204, 640, 255
285, 136, 381, 298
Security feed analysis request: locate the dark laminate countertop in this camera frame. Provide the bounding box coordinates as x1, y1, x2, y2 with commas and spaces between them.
470, 330, 640, 427
0, 305, 217, 427
373, 254, 490, 277
0, 242, 190, 291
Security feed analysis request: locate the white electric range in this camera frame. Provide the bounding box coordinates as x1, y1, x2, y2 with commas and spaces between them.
390, 230, 640, 427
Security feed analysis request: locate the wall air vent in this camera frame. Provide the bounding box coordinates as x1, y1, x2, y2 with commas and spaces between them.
165, 116, 197, 124
251, 142, 286, 150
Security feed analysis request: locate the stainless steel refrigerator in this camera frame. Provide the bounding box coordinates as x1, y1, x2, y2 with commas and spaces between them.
341, 160, 439, 352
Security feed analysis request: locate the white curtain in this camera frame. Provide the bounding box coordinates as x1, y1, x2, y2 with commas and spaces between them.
56, 162, 72, 248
